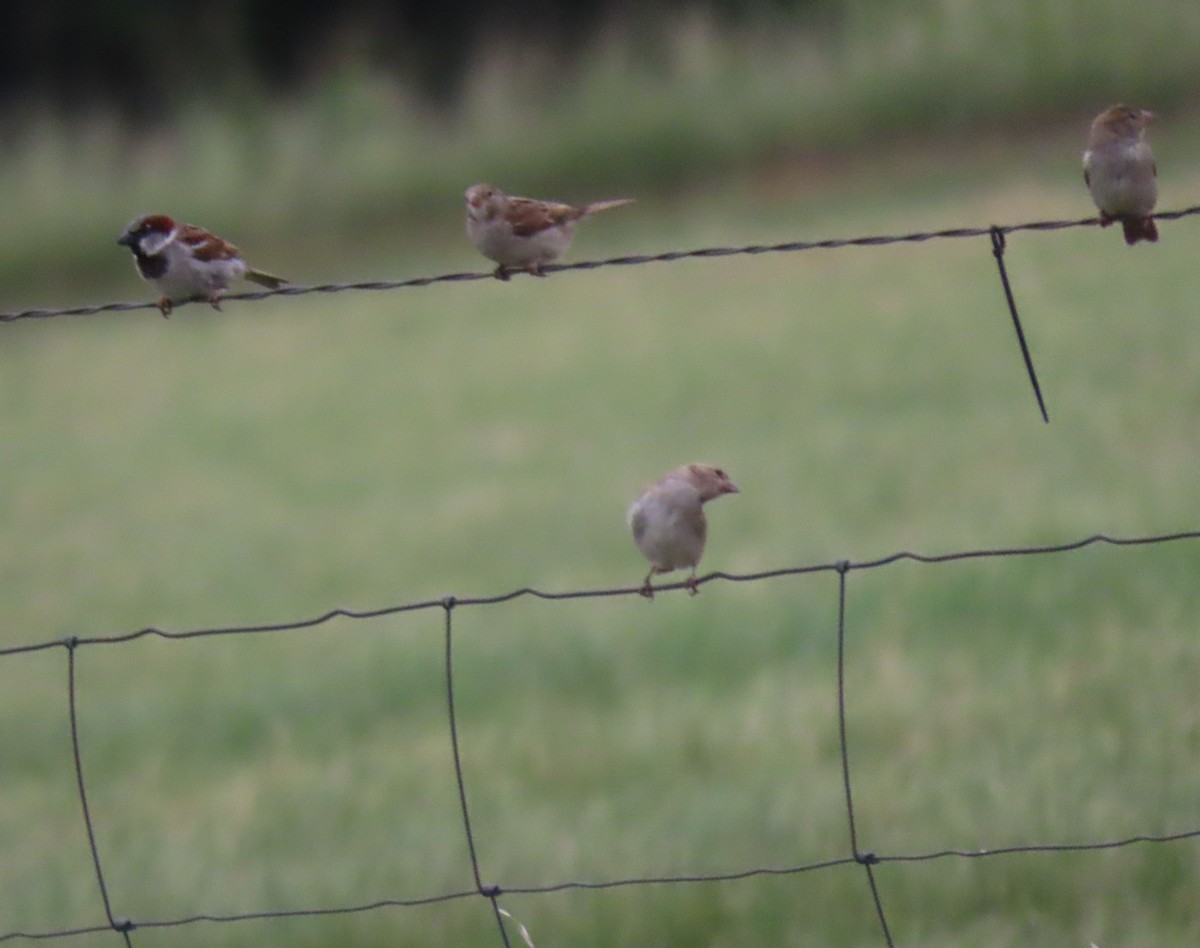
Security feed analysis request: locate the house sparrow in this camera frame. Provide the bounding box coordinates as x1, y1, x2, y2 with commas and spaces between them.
464, 183, 634, 280
627, 463, 739, 599
117, 214, 287, 316
1083, 106, 1158, 245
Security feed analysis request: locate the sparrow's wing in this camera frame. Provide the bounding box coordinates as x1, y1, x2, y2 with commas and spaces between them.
679, 504, 707, 546
179, 225, 243, 263
505, 198, 582, 237
629, 505, 647, 544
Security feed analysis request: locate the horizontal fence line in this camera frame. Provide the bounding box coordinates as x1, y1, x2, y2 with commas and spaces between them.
3, 205, 1198, 324
3, 529, 1197, 659
5, 828, 1197, 943
881, 827, 1200, 863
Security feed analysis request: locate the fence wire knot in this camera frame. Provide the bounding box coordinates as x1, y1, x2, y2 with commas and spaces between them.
989, 224, 1007, 258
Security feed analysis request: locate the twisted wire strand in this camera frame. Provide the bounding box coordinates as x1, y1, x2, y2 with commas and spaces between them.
4, 206, 1198, 324
4, 829, 1196, 943
4, 529, 1195, 659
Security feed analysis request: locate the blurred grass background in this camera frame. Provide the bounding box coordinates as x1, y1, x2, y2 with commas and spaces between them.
3, 0, 1200, 945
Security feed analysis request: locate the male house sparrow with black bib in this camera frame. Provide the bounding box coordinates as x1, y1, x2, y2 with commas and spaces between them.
627, 463, 739, 599
118, 214, 287, 316
464, 184, 634, 280
1083, 105, 1158, 246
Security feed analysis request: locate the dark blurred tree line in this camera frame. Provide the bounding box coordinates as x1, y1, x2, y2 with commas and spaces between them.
0, 0, 827, 117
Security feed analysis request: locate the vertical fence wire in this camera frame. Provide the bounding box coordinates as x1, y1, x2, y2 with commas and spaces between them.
988, 225, 1048, 423
443, 597, 513, 947
66, 639, 135, 946
835, 562, 895, 947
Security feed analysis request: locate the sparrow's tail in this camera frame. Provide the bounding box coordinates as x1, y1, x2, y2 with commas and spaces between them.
581, 198, 635, 217
1122, 217, 1158, 246
246, 268, 288, 289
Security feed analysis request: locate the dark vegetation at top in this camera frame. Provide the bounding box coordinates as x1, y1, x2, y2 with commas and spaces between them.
1, 1, 823, 117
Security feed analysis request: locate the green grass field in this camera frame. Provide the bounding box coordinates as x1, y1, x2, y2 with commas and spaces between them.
5, 1, 1200, 937
3, 121, 1199, 946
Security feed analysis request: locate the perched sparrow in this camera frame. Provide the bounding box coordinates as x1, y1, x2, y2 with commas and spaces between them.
117, 214, 287, 316
464, 183, 634, 279
1083, 105, 1158, 245
627, 463, 739, 599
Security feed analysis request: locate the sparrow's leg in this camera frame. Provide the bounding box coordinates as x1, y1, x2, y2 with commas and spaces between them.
1098, 212, 1115, 228
156, 297, 173, 318
638, 569, 655, 600
686, 568, 700, 596
206, 293, 224, 311
492, 265, 511, 281
526, 264, 546, 278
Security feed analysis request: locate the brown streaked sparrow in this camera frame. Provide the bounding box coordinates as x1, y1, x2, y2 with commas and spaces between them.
117, 214, 287, 316
627, 463, 739, 599
464, 183, 634, 280
1083, 106, 1158, 245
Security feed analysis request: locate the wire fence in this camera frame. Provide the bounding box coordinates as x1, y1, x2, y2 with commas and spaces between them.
2, 530, 1199, 946
6, 206, 1200, 326
4, 203, 1200, 425
4, 206, 1200, 944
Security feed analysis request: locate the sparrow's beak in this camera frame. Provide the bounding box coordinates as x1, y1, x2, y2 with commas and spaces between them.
117, 232, 134, 247
722, 481, 740, 495
1140, 109, 1156, 123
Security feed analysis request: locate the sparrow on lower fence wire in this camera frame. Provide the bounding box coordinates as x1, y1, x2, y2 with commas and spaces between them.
627, 463, 739, 599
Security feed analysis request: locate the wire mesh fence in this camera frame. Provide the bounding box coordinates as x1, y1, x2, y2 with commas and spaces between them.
3, 207, 1200, 945
2, 531, 1199, 946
